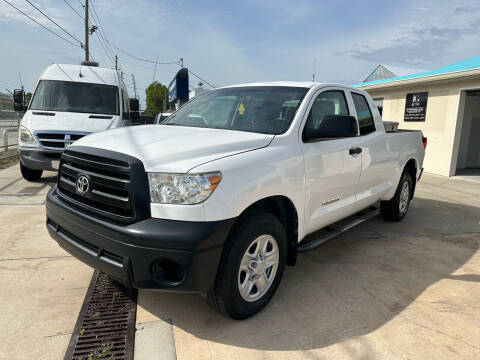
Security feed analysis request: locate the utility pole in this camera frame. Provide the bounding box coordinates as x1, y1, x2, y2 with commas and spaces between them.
152, 61, 157, 82
84, 0, 89, 62
115, 55, 118, 70
131, 74, 137, 99
163, 86, 167, 111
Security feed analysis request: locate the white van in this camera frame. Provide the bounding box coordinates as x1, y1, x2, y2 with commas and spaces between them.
16, 62, 138, 181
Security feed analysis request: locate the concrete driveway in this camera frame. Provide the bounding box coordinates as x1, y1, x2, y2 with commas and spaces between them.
0, 164, 93, 360
0, 163, 478, 359
137, 173, 480, 359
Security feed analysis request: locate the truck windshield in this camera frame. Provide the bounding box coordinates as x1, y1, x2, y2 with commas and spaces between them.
163, 86, 309, 134
30, 80, 119, 115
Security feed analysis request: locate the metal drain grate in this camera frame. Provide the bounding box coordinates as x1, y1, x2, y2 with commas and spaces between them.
65, 271, 137, 360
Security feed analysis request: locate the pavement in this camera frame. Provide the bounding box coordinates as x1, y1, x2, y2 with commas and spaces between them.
0, 164, 93, 360
0, 164, 479, 359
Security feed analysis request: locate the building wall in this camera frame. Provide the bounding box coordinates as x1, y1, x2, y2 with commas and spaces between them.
366, 78, 480, 176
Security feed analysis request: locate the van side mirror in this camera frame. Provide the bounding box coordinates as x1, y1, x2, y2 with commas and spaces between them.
303, 115, 358, 142
13, 89, 25, 112
129, 98, 139, 112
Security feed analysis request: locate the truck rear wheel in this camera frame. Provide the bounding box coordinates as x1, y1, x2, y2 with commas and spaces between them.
380, 171, 413, 221
207, 212, 287, 319
20, 162, 43, 181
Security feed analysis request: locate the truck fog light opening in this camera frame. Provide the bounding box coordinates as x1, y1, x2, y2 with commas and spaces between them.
151, 259, 185, 286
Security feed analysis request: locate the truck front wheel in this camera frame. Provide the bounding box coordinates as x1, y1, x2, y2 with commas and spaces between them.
207, 212, 287, 319
20, 162, 43, 181
380, 171, 413, 221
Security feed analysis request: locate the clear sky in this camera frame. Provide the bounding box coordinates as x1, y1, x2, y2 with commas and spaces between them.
1, 0, 480, 106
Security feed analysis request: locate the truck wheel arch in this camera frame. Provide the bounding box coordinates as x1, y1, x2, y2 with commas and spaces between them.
404, 158, 418, 199
228, 196, 299, 266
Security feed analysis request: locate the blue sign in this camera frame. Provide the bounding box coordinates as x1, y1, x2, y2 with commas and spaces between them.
168, 68, 189, 102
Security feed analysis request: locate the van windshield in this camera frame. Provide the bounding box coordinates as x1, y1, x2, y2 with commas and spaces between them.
163, 86, 309, 135
30, 80, 119, 115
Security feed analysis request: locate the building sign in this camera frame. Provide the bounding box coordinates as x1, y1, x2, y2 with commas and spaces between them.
404, 92, 428, 122
168, 68, 189, 103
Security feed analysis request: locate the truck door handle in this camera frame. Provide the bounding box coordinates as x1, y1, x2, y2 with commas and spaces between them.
349, 147, 362, 155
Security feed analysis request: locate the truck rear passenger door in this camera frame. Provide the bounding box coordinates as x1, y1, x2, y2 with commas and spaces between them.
301, 88, 363, 235
349, 91, 392, 208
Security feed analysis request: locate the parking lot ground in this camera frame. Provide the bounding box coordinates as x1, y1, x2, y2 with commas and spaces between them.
137, 173, 480, 360
0, 164, 93, 360
0, 163, 479, 360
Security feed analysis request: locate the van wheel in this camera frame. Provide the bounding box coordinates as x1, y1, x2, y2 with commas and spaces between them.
207, 212, 287, 319
20, 163, 43, 181
380, 171, 413, 222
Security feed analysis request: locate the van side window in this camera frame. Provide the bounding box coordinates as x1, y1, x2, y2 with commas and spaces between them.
304, 90, 349, 131
352, 93, 376, 135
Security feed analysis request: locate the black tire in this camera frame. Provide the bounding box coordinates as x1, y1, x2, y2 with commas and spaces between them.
207, 211, 287, 320
380, 171, 413, 221
20, 162, 43, 181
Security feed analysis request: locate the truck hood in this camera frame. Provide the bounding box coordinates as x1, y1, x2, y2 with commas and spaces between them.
21, 110, 120, 133
74, 125, 274, 173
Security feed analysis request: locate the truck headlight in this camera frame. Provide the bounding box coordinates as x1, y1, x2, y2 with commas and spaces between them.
148, 172, 221, 204
19, 126, 37, 146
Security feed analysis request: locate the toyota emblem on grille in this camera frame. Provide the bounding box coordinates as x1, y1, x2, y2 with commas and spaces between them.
76, 174, 90, 194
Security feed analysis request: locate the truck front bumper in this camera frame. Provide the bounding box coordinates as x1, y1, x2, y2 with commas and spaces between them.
46, 187, 235, 293
18, 147, 62, 171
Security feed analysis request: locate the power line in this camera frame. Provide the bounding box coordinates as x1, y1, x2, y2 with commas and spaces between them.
0, 79, 19, 87
1, 0, 81, 48
188, 69, 215, 88
63, 0, 83, 20
89, 0, 116, 59
105, 39, 178, 65
24, 0, 83, 46
92, 32, 114, 66
119, 58, 177, 73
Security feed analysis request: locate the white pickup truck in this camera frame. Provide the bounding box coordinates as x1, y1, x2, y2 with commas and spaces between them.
46, 82, 426, 319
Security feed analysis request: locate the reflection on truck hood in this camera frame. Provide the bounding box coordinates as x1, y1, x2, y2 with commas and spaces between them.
22, 111, 119, 133
74, 125, 275, 173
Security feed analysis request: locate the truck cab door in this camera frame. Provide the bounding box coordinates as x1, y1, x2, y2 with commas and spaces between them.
300, 89, 362, 235
349, 91, 392, 208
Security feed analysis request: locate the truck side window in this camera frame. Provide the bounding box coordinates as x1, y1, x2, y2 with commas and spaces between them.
304, 90, 349, 131
352, 93, 376, 135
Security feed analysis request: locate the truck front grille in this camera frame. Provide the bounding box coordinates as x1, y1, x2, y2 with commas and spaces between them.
57, 146, 150, 223
36, 132, 88, 149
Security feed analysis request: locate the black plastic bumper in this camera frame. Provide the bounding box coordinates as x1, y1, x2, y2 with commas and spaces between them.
46, 187, 235, 293
18, 147, 62, 171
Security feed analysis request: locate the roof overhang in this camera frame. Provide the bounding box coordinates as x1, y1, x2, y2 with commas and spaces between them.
355, 68, 480, 91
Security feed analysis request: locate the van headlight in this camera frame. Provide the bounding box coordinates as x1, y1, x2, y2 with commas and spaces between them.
19, 126, 37, 146
148, 172, 221, 204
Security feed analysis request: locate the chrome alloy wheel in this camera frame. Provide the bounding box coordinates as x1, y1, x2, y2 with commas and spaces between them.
399, 180, 410, 214
238, 234, 279, 302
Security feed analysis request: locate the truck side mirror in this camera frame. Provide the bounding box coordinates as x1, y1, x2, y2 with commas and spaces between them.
13, 89, 25, 112
303, 115, 358, 142
129, 98, 139, 112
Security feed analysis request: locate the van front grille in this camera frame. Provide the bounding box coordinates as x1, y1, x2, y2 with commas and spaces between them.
35, 132, 89, 149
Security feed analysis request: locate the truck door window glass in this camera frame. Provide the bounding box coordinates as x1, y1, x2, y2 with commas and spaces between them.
352, 93, 376, 135
304, 90, 349, 131
163, 86, 308, 135
30, 80, 119, 115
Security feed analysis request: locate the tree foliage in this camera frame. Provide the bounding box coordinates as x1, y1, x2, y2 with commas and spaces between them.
145, 81, 168, 115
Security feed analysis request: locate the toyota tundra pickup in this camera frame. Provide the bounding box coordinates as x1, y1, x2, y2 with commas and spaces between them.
46, 82, 426, 319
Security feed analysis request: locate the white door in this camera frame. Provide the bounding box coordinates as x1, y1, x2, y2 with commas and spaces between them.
301, 89, 363, 235
350, 91, 391, 208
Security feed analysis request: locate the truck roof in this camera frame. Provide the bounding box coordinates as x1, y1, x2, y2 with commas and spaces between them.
39, 63, 119, 86
217, 81, 357, 90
